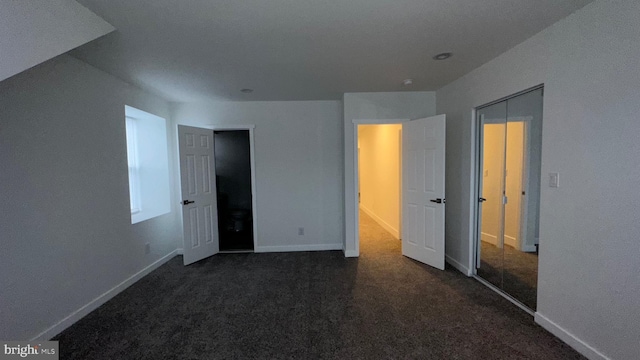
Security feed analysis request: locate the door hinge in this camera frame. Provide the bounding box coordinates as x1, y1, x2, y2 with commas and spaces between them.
502, 195, 508, 204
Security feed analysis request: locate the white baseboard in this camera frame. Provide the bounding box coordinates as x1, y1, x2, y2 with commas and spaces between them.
344, 249, 359, 257
445, 254, 471, 276
481, 232, 519, 248
31, 250, 179, 341
254, 243, 342, 253
504, 234, 517, 248
360, 204, 399, 239
176, 248, 184, 255
481, 232, 498, 245
521, 244, 537, 252
535, 313, 610, 360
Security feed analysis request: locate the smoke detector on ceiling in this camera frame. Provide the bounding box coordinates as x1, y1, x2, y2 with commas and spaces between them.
433, 52, 452, 60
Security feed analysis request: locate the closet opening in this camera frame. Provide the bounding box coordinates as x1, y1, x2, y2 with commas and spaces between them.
214, 130, 254, 252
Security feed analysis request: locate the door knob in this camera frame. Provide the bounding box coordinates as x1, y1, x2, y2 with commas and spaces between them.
430, 198, 445, 204
479, 197, 487, 202
182, 200, 195, 205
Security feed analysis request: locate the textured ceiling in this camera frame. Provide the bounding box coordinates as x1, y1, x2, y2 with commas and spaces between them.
72, 0, 593, 102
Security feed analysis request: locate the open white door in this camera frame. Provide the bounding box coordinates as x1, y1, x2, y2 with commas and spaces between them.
402, 114, 446, 270
178, 125, 219, 265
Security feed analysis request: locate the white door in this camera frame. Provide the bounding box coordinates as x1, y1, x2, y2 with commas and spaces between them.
178, 125, 219, 265
402, 115, 446, 270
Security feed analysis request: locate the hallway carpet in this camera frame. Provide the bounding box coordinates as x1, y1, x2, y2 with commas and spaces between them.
54, 212, 583, 359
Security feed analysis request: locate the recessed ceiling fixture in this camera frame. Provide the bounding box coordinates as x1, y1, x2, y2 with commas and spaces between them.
240, 88, 253, 93
433, 52, 452, 60
402, 79, 413, 86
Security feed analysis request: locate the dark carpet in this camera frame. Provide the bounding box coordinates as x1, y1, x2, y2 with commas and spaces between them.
478, 241, 538, 310
53, 212, 582, 359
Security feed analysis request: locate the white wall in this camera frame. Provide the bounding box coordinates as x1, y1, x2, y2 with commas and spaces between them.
343, 92, 436, 256
0, 55, 181, 341
358, 124, 402, 238
436, 0, 640, 358
171, 101, 343, 252
0, 0, 114, 82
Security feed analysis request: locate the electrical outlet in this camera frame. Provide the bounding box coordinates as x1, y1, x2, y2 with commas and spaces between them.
298, 227, 305, 236
145, 243, 151, 254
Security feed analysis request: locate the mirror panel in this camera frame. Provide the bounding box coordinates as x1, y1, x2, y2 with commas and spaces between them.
476, 88, 542, 311
502, 89, 543, 309
477, 101, 507, 290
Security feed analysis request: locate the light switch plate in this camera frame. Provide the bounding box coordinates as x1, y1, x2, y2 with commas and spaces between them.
549, 172, 559, 188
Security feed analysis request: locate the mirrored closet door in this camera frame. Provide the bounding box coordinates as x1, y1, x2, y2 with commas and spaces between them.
476, 87, 543, 310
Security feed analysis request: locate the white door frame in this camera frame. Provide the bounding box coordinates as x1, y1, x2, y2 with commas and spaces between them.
350, 119, 409, 257
198, 124, 258, 251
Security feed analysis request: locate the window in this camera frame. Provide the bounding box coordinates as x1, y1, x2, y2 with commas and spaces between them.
125, 116, 141, 213
124, 106, 171, 224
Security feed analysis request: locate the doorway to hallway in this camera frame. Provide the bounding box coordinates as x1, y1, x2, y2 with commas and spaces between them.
357, 124, 402, 251
359, 210, 403, 256
352, 115, 446, 269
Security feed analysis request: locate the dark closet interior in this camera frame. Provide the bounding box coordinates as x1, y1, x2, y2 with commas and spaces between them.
214, 130, 254, 251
